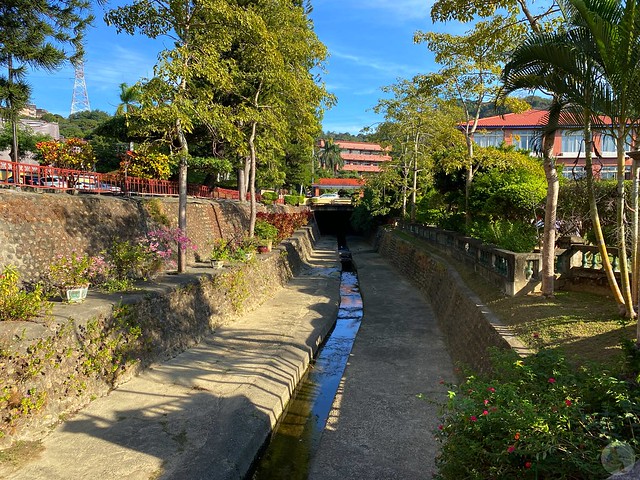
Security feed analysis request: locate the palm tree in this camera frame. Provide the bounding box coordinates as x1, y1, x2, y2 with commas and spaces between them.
502, 0, 640, 321
115, 82, 141, 151
320, 138, 343, 173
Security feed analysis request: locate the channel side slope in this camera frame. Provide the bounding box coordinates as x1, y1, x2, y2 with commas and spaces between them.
5, 237, 341, 480
309, 237, 456, 479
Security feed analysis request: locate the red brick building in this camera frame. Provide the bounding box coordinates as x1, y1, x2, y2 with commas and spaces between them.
469, 109, 634, 179
318, 139, 391, 175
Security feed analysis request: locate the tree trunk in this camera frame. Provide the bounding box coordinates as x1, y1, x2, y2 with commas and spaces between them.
585, 120, 624, 309
616, 128, 635, 317
465, 135, 474, 230
631, 156, 639, 305
248, 121, 257, 237
176, 119, 188, 273
540, 115, 558, 297
238, 165, 246, 201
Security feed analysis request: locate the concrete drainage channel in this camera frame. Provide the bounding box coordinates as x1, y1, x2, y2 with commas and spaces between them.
250, 244, 363, 479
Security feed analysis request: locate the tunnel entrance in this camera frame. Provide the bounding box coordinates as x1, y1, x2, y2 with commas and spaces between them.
313, 208, 357, 248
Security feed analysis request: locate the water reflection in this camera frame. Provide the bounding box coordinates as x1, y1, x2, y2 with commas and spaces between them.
251, 253, 362, 479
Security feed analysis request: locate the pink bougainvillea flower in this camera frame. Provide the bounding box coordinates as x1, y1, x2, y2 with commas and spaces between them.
484, 399, 489, 405
548, 377, 556, 383
488, 387, 496, 393
565, 399, 572, 406
525, 461, 532, 469
438, 425, 444, 430
482, 410, 489, 416
470, 415, 478, 422
507, 446, 515, 453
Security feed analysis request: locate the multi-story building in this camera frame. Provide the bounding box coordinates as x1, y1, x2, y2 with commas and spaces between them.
318, 139, 391, 175
470, 109, 633, 180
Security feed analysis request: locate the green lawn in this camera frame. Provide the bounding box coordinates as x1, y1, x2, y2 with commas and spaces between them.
397, 231, 636, 368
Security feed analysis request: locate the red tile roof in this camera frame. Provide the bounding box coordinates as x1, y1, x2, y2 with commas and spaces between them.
470, 109, 617, 128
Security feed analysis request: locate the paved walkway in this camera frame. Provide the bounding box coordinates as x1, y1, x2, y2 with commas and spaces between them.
3, 237, 341, 480
309, 238, 455, 479
2, 236, 456, 479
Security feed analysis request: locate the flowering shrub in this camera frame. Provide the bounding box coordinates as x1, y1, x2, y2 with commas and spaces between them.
0, 266, 50, 322
46, 252, 108, 288
119, 150, 172, 180
147, 227, 196, 267
434, 348, 640, 479
256, 212, 312, 242
35, 138, 96, 170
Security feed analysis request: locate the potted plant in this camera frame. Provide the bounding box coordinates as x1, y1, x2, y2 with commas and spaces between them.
46, 252, 94, 303
209, 239, 232, 268
233, 237, 258, 261
254, 219, 279, 253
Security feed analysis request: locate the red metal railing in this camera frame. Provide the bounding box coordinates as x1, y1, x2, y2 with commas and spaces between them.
0, 159, 272, 201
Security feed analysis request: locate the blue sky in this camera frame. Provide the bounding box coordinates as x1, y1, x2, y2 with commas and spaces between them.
27, 0, 464, 134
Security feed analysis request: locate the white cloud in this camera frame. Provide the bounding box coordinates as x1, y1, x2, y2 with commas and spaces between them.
331, 49, 419, 78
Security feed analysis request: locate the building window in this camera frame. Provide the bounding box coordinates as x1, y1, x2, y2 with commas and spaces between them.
598, 166, 617, 180
512, 130, 540, 152
562, 165, 586, 179
473, 130, 504, 147
599, 133, 632, 154
561, 131, 584, 153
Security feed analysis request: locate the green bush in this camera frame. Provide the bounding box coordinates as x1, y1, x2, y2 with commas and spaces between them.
107, 240, 162, 282
435, 348, 640, 479
471, 219, 538, 253
284, 194, 303, 206
0, 266, 50, 321
254, 219, 279, 242
261, 191, 278, 205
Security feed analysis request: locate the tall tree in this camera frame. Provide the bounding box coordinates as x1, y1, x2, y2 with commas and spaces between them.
116, 83, 141, 151
319, 138, 343, 173
0, 0, 93, 162
415, 20, 529, 228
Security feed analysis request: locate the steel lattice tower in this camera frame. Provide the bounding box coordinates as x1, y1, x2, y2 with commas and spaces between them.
70, 60, 90, 115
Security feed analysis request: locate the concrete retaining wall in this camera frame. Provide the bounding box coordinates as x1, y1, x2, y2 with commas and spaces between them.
0, 189, 318, 448
0, 189, 299, 283
376, 228, 531, 374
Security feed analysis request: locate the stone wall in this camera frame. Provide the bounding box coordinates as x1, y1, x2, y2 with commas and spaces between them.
0, 189, 299, 283
0, 190, 317, 448
376, 228, 531, 374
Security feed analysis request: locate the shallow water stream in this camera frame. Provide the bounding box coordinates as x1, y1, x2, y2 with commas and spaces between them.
250, 247, 362, 479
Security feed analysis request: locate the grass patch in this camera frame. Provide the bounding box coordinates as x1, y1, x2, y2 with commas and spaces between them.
395, 230, 636, 368
0, 441, 43, 473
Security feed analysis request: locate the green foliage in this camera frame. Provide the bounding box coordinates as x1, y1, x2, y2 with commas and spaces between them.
209, 239, 233, 261
106, 240, 162, 282
254, 219, 279, 242
0, 266, 50, 322
0, 123, 52, 159
470, 219, 539, 253
435, 348, 640, 479
261, 191, 278, 204
45, 252, 109, 289
470, 160, 546, 221
284, 194, 304, 206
